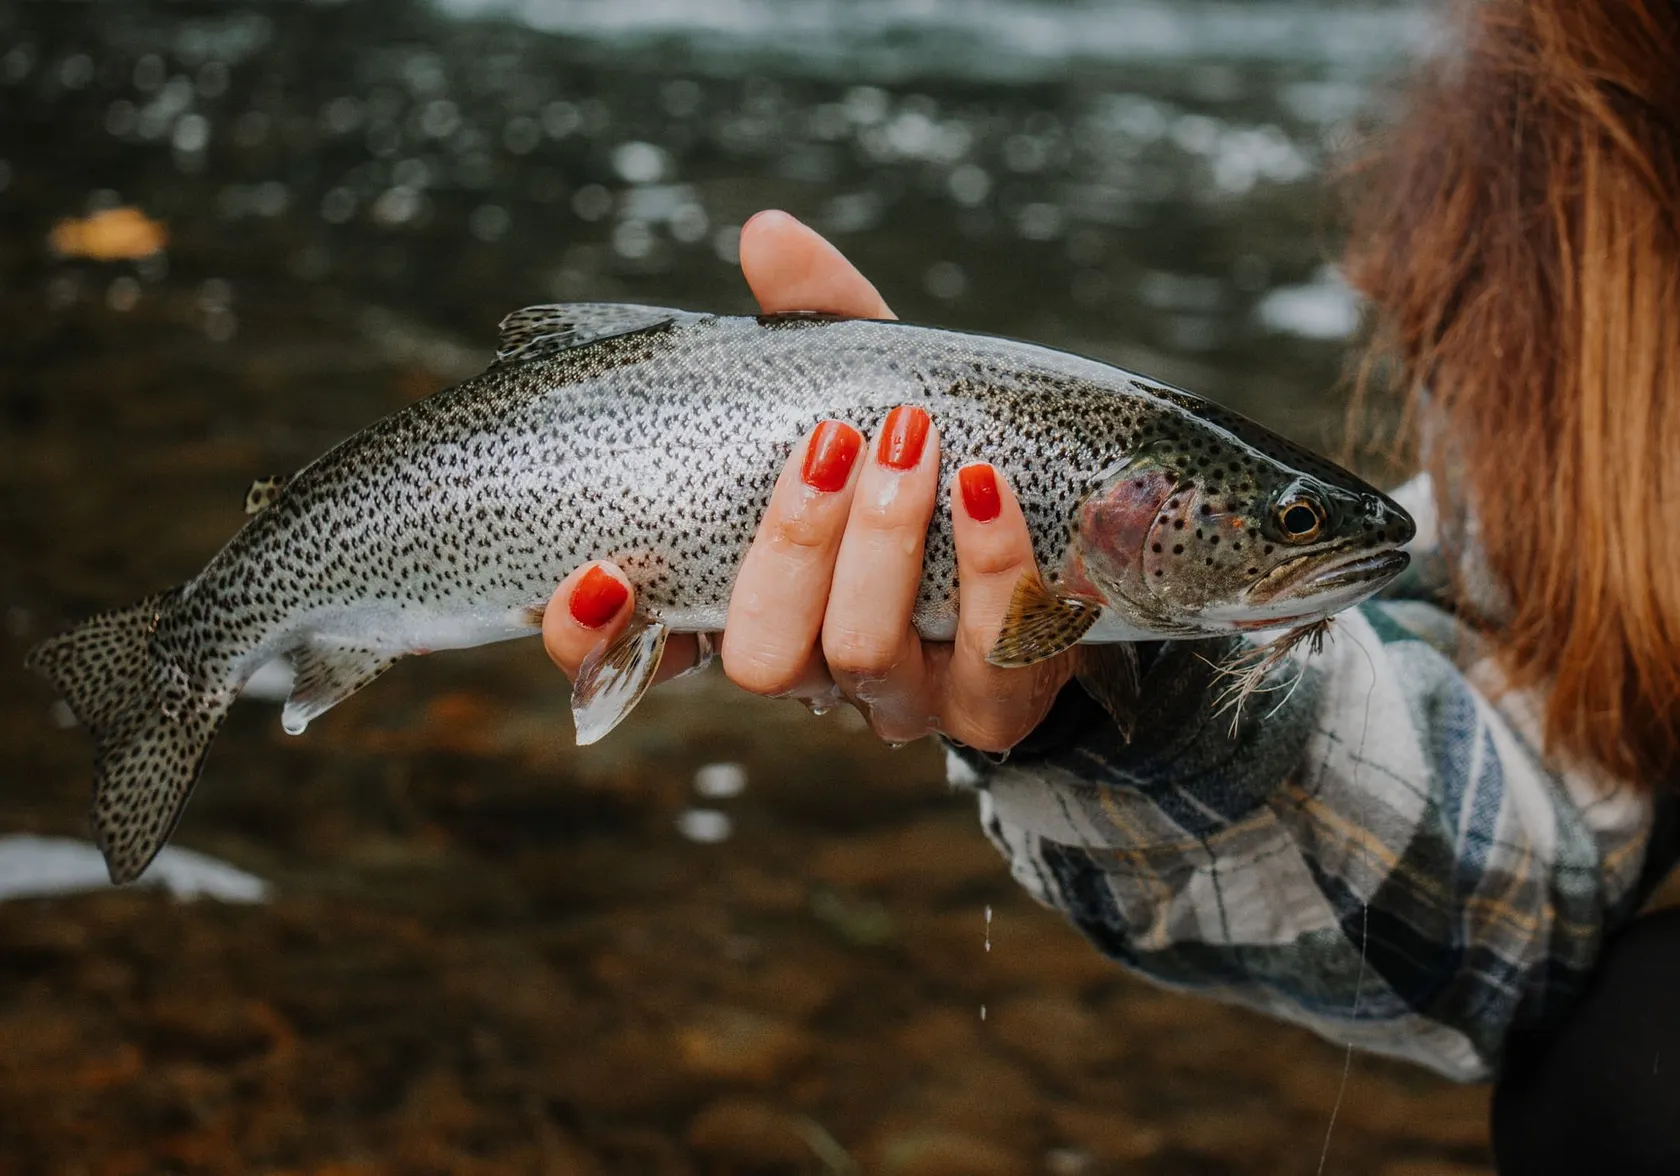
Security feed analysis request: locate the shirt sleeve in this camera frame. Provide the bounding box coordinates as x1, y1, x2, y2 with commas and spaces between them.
948, 483, 1668, 1082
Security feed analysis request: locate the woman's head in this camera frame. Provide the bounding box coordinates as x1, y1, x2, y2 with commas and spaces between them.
1345, 0, 1680, 783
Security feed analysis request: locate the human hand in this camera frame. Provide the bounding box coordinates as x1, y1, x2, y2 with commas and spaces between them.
541, 209, 1079, 751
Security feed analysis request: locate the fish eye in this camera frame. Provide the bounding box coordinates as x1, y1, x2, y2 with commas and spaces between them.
1274, 495, 1325, 544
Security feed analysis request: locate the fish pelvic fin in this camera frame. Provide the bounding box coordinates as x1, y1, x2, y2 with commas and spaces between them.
243, 474, 290, 515
281, 640, 403, 735
571, 614, 668, 745
494, 303, 700, 364
25, 588, 232, 885
987, 572, 1103, 667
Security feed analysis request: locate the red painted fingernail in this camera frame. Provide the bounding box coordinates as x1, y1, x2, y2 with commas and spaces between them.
960, 464, 1002, 522
801, 420, 863, 492
569, 565, 629, 629
877, 405, 931, 471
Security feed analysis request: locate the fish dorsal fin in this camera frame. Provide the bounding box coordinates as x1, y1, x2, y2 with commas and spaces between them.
987, 572, 1103, 667
280, 640, 402, 735
244, 474, 290, 515
494, 303, 697, 364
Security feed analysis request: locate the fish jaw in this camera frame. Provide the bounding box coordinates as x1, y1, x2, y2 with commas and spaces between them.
1206, 547, 1411, 630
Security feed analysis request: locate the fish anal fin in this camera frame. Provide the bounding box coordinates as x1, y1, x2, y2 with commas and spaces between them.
495, 303, 697, 364
987, 572, 1102, 667
571, 615, 668, 745
244, 475, 291, 515
281, 641, 401, 735
1076, 644, 1142, 743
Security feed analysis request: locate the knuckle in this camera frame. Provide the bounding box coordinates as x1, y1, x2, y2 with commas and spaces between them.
949, 711, 1035, 755
964, 543, 1030, 579
822, 627, 900, 679
768, 508, 837, 555
851, 496, 924, 537
721, 643, 806, 697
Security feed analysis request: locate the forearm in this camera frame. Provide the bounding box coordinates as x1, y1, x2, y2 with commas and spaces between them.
950, 603, 1666, 1081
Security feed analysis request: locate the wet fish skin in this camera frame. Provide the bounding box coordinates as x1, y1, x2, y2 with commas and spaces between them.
26, 304, 1414, 884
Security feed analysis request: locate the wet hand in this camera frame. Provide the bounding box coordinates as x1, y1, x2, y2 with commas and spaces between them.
542, 210, 1078, 751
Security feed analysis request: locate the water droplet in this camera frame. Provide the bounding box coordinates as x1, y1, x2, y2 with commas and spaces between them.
979, 1004, 987, 1022
984, 904, 993, 952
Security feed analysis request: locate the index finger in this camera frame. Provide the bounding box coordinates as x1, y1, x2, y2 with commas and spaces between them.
739, 210, 896, 320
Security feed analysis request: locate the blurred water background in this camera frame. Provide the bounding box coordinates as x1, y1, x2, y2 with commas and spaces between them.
0, 0, 1496, 1173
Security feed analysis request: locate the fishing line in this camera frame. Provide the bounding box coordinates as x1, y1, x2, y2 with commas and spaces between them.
1313, 618, 1381, 1175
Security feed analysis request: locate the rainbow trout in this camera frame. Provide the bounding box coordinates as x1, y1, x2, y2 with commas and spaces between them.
28, 304, 1414, 882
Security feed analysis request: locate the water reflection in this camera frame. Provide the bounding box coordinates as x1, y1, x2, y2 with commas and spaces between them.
0, 1, 1490, 1173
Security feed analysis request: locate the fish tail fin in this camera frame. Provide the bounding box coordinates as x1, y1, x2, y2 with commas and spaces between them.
25, 588, 230, 884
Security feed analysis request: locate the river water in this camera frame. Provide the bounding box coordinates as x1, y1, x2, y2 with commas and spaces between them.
0, 1, 1494, 1172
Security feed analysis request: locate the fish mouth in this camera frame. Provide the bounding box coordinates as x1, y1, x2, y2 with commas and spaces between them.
1221, 547, 1410, 629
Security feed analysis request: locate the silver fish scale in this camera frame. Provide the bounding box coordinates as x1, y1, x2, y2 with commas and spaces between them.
158, 313, 1275, 688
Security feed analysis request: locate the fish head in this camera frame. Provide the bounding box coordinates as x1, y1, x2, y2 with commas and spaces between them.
1071, 420, 1415, 635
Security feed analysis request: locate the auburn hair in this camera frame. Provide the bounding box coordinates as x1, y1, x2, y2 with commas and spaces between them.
1343, 0, 1680, 786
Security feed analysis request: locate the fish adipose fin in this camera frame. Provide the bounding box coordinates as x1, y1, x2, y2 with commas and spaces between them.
571, 614, 669, 745
243, 474, 290, 515
25, 588, 232, 885
988, 573, 1103, 667
281, 641, 401, 735
495, 303, 700, 364
1076, 644, 1142, 743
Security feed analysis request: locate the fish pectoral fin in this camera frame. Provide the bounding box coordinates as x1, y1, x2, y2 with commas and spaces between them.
281, 641, 402, 735
494, 303, 700, 364
987, 572, 1103, 667
571, 614, 668, 746
1076, 644, 1142, 743
243, 474, 291, 515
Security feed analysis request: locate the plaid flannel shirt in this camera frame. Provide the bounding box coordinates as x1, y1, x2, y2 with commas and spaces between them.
947, 477, 1678, 1081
